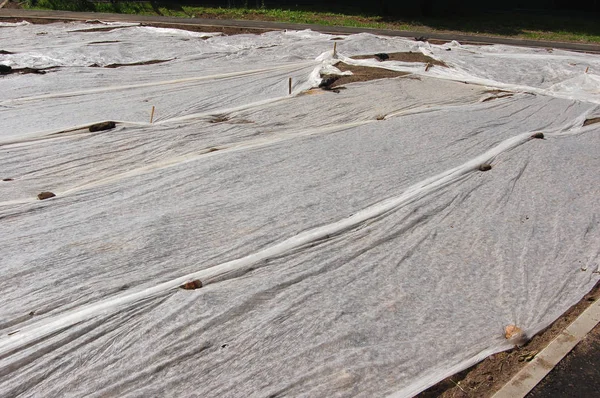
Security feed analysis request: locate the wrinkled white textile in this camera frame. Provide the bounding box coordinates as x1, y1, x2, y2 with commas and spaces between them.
1, 21, 599, 398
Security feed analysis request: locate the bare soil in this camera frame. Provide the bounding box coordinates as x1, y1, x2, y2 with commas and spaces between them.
327, 62, 409, 88
352, 51, 447, 67
89, 59, 171, 68
583, 117, 600, 126
417, 280, 600, 397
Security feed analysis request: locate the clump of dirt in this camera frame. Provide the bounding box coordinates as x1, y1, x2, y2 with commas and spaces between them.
209, 115, 230, 123
351, 52, 447, 67
322, 62, 409, 88
89, 121, 116, 132
2, 178, 14, 182
0, 50, 14, 54
180, 280, 203, 290
481, 89, 515, 102
531, 132, 545, 139
37, 192, 55, 200
478, 164, 492, 171
482, 93, 514, 102
0, 65, 53, 76
89, 59, 171, 68
417, 281, 600, 398
583, 117, 600, 126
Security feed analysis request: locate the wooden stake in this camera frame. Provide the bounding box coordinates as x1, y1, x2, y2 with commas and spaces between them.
585, 66, 589, 73
150, 106, 155, 124
288, 77, 292, 95
333, 42, 337, 57
425, 63, 432, 72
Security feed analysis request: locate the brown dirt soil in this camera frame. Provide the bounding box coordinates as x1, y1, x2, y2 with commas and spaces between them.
87, 40, 121, 45
69, 25, 134, 33
352, 52, 447, 67
98, 59, 170, 68
0, 66, 56, 75
583, 117, 600, 126
482, 93, 514, 102
327, 62, 409, 87
417, 280, 600, 398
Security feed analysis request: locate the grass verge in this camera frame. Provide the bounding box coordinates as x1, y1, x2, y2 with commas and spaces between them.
21, 1, 600, 44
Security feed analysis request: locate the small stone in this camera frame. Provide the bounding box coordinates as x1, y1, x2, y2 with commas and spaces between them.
180, 279, 202, 290
0, 64, 12, 74
89, 121, 116, 132
374, 53, 389, 61
531, 132, 544, 139
478, 164, 492, 171
2, 178, 13, 182
504, 324, 524, 340
37, 191, 56, 200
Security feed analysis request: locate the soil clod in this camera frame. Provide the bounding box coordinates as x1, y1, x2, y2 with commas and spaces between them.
180, 280, 203, 290
89, 121, 116, 132
479, 164, 492, 171
2, 178, 14, 182
209, 115, 229, 123
583, 117, 600, 126
37, 191, 56, 200
531, 132, 545, 139
319, 75, 340, 89
0, 64, 12, 74
0, 65, 52, 76
0, 50, 14, 55
104, 59, 170, 68
374, 53, 389, 61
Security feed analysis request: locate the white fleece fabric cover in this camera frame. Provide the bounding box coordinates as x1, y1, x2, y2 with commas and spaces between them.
0, 21, 599, 398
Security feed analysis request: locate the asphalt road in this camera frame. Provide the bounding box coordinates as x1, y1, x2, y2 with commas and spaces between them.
527, 322, 600, 398
2, 8, 600, 53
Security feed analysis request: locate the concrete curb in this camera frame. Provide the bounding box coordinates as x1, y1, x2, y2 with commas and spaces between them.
492, 297, 600, 398
2, 9, 600, 53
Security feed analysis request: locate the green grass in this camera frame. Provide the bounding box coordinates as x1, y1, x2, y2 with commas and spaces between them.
24, 1, 600, 44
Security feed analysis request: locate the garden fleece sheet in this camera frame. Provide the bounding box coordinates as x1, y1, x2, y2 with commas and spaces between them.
1, 21, 599, 397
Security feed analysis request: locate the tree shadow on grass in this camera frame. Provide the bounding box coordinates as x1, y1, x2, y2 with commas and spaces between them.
379, 10, 600, 40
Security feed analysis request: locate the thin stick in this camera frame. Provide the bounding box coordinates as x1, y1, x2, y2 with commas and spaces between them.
425, 63, 432, 72
333, 42, 337, 57
150, 106, 155, 124
288, 77, 292, 95
585, 66, 589, 73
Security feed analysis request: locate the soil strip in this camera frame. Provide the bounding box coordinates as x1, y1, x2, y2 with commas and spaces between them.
352, 51, 447, 67
325, 62, 409, 88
